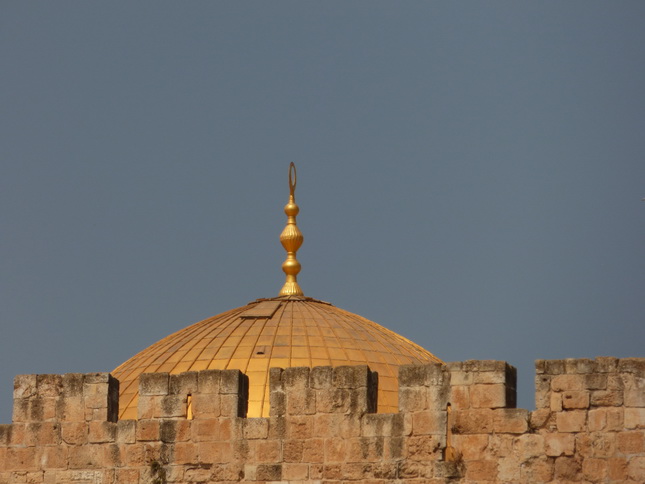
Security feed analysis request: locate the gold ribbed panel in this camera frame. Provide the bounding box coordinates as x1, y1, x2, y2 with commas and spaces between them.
112, 297, 442, 419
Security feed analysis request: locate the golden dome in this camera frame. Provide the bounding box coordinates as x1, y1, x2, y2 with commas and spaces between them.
113, 164, 442, 419
112, 296, 442, 419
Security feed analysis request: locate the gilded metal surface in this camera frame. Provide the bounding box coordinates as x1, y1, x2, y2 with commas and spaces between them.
279, 163, 304, 296
112, 298, 443, 419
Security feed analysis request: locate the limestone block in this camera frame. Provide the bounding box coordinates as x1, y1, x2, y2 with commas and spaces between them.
361, 413, 408, 438
269, 367, 284, 391
465, 459, 497, 481
624, 385, 645, 408
255, 464, 281, 481
114, 469, 140, 483
139, 373, 169, 396
314, 413, 361, 439
607, 457, 628, 480
56, 395, 84, 422
67, 445, 103, 469
617, 430, 644, 454
452, 409, 494, 434
561, 390, 590, 409
497, 457, 521, 482
449, 385, 469, 410
514, 433, 545, 459
243, 418, 269, 439
115, 420, 135, 444
284, 367, 310, 389
452, 434, 488, 460
286, 415, 313, 439
324, 437, 347, 462
269, 390, 285, 417
282, 439, 303, 463
172, 441, 198, 464
136, 395, 161, 420
83, 374, 119, 422
197, 369, 221, 394
397, 460, 434, 479
595, 356, 619, 372
534, 374, 550, 409
41, 446, 67, 470
543, 359, 565, 375
36, 375, 62, 398
470, 384, 506, 409
159, 419, 190, 443
11, 399, 29, 423
551, 374, 585, 392
333, 365, 370, 389
529, 408, 553, 430
314, 388, 349, 414
591, 389, 623, 407
169, 371, 198, 395
625, 407, 645, 429
487, 434, 514, 459
220, 393, 243, 418
282, 463, 308, 481
267, 416, 284, 439
247, 439, 281, 463
492, 408, 528, 434
551, 388, 563, 410
398, 387, 427, 412
13, 375, 37, 400
463, 360, 506, 373
564, 358, 596, 374
321, 463, 342, 480
191, 418, 216, 442
5, 447, 41, 472
286, 388, 316, 415
627, 455, 645, 481
25, 422, 60, 446
220, 369, 245, 395
556, 410, 586, 432
0, 425, 10, 446
184, 465, 210, 482
618, 357, 645, 373
302, 438, 324, 463
159, 395, 186, 418
585, 373, 608, 390
135, 420, 160, 441
520, 455, 554, 482
608, 373, 626, 391
310, 366, 333, 389
576, 432, 616, 458
412, 410, 446, 435
191, 394, 220, 419
544, 433, 575, 456
553, 457, 582, 482
398, 365, 426, 387
406, 434, 444, 461
61, 422, 87, 445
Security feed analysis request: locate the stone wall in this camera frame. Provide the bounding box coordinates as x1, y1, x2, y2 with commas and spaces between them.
0, 357, 642, 483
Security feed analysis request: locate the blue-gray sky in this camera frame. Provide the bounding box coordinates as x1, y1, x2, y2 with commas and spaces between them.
1, 2, 644, 422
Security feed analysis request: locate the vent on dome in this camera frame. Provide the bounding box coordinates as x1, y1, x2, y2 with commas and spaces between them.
240, 301, 281, 319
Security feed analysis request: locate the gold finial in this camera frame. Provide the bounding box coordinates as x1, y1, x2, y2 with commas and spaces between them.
279, 163, 304, 296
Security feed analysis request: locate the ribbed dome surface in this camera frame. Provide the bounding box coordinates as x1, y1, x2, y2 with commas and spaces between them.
112, 296, 442, 419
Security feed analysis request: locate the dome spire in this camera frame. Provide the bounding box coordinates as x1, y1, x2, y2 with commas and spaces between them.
279, 163, 304, 296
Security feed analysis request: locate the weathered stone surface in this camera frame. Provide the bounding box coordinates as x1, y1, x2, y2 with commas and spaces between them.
139, 373, 169, 396
2, 359, 643, 484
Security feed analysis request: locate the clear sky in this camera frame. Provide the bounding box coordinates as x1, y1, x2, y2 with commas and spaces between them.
1, 2, 644, 422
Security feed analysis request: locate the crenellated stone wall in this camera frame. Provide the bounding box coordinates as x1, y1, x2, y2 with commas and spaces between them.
0, 357, 643, 483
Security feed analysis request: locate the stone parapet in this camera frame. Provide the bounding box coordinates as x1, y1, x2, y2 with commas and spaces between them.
0, 358, 642, 483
